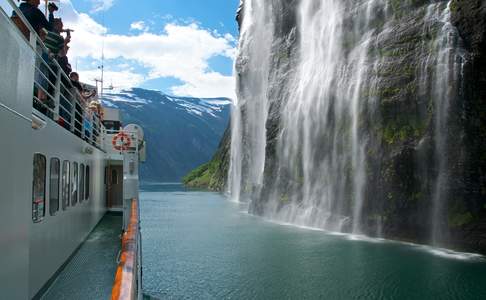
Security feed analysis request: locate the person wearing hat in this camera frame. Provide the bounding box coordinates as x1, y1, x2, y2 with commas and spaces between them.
47, 2, 58, 25
14, 0, 51, 33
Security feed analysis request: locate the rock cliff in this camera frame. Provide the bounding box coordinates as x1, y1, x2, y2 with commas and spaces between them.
191, 0, 486, 253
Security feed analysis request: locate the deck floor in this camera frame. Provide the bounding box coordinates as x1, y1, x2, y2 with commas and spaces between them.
41, 214, 122, 300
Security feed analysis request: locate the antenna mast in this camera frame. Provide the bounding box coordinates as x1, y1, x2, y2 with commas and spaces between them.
100, 40, 104, 99
99, 11, 106, 100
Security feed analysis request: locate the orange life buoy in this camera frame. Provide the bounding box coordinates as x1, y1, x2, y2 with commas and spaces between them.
112, 132, 132, 151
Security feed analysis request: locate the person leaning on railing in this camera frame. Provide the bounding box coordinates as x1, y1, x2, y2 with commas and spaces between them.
45, 18, 73, 75
69, 72, 87, 139
69, 72, 84, 95
10, 0, 103, 145
44, 18, 64, 55
88, 100, 103, 145
13, 0, 52, 35
11, 1, 59, 120
33, 28, 55, 118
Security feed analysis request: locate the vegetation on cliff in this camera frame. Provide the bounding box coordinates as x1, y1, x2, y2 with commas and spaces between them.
183, 128, 230, 190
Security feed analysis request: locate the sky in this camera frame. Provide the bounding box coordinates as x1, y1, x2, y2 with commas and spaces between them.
28, 0, 240, 99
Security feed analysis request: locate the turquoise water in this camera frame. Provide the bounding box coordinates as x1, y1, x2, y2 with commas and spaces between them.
140, 184, 486, 299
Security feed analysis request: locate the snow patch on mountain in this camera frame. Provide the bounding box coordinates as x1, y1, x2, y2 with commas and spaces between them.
102, 88, 231, 118
99, 87, 230, 182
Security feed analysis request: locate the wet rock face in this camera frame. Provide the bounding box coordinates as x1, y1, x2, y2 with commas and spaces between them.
449, 0, 486, 253
451, 0, 486, 53
202, 0, 486, 253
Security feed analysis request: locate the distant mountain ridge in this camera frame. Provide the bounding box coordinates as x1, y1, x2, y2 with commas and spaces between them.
102, 88, 230, 182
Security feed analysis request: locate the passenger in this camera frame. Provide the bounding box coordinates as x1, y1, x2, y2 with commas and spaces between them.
69, 72, 85, 138
57, 45, 72, 75
14, 0, 51, 33
33, 28, 54, 118
44, 18, 65, 55
35, 28, 48, 102
84, 112, 92, 142
88, 101, 100, 145
69, 72, 84, 94
47, 2, 58, 26
63, 28, 73, 46
89, 101, 102, 119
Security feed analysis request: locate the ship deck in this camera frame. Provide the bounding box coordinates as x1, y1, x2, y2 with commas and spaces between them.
41, 214, 122, 300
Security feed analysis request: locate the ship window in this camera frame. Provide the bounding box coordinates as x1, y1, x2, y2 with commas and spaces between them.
32, 154, 46, 223
49, 158, 60, 216
62, 161, 70, 210
80, 164, 85, 203
71, 162, 78, 206
85, 165, 90, 200
103, 120, 121, 131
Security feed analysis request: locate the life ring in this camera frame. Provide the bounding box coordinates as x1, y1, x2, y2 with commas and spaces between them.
112, 132, 131, 151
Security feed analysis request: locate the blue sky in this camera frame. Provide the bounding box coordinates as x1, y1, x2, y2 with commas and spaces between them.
54, 0, 240, 98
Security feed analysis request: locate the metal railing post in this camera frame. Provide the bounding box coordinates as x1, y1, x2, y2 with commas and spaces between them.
70, 92, 76, 133
53, 68, 61, 121
29, 31, 36, 48
82, 109, 86, 140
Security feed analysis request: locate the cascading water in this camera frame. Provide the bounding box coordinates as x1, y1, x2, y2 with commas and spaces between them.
428, 3, 463, 245
230, 0, 464, 242
265, 0, 381, 233
229, 0, 274, 202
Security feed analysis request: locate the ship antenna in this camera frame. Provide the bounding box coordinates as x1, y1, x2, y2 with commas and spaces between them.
100, 39, 105, 99
99, 10, 106, 100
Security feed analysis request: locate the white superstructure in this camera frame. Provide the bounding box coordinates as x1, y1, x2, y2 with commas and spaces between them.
0, 1, 145, 298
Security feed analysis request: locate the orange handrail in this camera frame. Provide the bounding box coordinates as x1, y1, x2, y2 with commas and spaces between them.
111, 199, 139, 300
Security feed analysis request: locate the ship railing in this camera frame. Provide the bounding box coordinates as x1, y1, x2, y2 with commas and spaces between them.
1, 0, 105, 150
111, 198, 142, 300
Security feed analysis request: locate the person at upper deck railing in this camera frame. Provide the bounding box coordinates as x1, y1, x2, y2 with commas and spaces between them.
69, 72, 84, 94
45, 18, 65, 55
47, 2, 58, 24
33, 28, 55, 117
57, 45, 72, 75
14, 0, 53, 34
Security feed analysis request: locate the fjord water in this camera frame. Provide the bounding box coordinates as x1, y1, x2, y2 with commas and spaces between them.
140, 185, 486, 299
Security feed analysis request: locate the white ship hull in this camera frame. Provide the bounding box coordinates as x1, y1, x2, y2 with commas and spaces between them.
1, 2, 143, 298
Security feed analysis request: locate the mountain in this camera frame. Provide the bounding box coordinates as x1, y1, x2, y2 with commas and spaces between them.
101, 88, 231, 182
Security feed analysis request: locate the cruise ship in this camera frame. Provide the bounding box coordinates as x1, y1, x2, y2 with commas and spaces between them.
1, 1, 145, 299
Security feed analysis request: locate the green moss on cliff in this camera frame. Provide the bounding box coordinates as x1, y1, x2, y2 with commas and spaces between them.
381, 118, 427, 145
183, 162, 212, 187
448, 212, 474, 228
183, 128, 230, 191
183, 155, 224, 190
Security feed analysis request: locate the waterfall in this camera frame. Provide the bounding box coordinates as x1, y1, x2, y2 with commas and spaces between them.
229, 0, 274, 202
262, 0, 389, 233
429, 3, 463, 245
230, 0, 463, 240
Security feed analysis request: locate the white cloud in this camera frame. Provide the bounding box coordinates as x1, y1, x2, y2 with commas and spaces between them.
78, 69, 145, 91
89, 0, 114, 13
130, 21, 148, 32
171, 71, 235, 99
58, 0, 236, 99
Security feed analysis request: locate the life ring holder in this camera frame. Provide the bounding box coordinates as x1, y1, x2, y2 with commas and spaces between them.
112, 131, 132, 151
